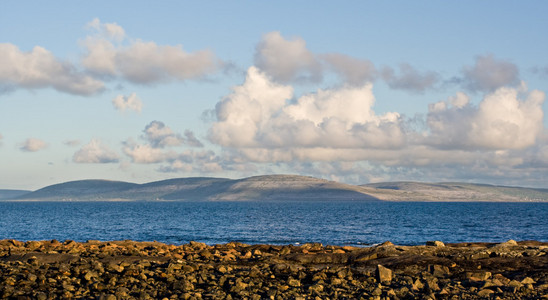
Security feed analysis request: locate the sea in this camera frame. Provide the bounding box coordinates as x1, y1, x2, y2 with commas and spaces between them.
0, 201, 546, 246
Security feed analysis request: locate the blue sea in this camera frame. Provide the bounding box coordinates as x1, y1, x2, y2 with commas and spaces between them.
0, 201, 546, 246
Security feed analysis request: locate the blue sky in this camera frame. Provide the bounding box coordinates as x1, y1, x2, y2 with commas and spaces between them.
1, 1, 548, 190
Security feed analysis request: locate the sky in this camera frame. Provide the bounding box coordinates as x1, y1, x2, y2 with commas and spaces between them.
1, 1, 548, 190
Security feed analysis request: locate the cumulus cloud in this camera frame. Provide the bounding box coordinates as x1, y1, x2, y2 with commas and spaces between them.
20, 138, 47, 152
73, 139, 119, 163
0, 43, 104, 95
82, 19, 221, 84
426, 87, 545, 150
209, 67, 404, 161
460, 54, 520, 92
201, 66, 548, 186
112, 92, 143, 113
381, 63, 440, 93
254, 31, 322, 83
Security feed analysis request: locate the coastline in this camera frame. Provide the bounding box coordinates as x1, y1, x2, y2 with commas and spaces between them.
1, 239, 546, 299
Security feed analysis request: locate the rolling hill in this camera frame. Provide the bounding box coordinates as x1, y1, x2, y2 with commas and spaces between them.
9, 175, 378, 201
0, 189, 31, 200
4, 176, 548, 202
361, 182, 548, 202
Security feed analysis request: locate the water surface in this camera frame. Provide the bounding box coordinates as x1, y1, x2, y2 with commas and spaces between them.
0, 201, 546, 245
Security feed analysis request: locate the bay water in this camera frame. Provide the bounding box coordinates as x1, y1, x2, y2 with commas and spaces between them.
0, 201, 546, 246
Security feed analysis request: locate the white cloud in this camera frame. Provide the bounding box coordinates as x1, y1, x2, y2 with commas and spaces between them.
82, 19, 221, 84
461, 54, 520, 92
254, 31, 322, 83
381, 63, 440, 93
427, 87, 545, 150
209, 67, 404, 156
73, 139, 119, 163
0, 133, 3, 146
20, 138, 47, 152
112, 92, 143, 113
0, 43, 104, 95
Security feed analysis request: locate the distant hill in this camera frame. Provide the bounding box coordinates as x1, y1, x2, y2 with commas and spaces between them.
10, 175, 378, 202
0, 189, 31, 200
361, 182, 548, 202
4, 176, 548, 202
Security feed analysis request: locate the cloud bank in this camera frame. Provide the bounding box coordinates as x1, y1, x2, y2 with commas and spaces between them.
203, 66, 547, 184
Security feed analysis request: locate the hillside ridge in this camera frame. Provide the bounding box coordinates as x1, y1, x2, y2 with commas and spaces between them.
4, 176, 548, 202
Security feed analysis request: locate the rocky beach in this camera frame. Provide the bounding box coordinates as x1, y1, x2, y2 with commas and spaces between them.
0, 239, 547, 299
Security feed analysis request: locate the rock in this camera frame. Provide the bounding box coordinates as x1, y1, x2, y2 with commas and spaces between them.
477, 289, 494, 297
521, 277, 535, 284
428, 264, 450, 277
0, 239, 547, 299
288, 278, 301, 287
376, 264, 392, 284
490, 239, 519, 248
426, 241, 445, 247
465, 271, 492, 281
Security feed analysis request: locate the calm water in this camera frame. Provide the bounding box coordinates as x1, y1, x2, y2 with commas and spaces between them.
0, 201, 546, 246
